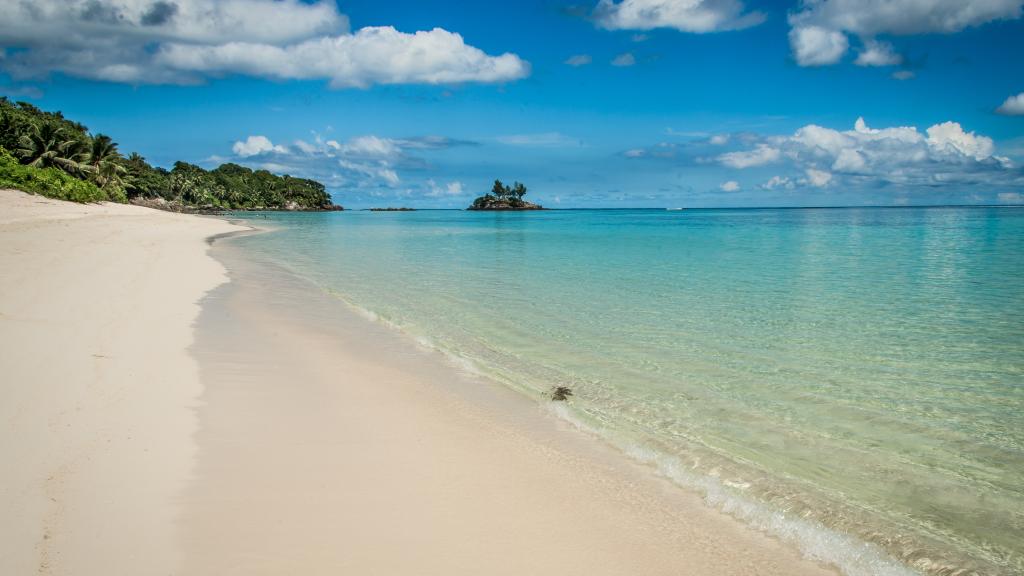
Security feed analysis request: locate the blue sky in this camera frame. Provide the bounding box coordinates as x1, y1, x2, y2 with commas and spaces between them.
1, 0, 1023, 207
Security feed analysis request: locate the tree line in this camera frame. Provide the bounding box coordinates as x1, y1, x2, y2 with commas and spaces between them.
0, 98, 336, 209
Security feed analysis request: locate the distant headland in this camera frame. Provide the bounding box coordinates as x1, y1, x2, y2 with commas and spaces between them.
468, 179, 543, 211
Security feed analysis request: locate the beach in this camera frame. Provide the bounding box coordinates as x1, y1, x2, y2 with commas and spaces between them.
0, 189, 242, 574
0, 190, 839, 574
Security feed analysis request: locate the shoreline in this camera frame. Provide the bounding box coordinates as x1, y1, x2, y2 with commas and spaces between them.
0, 189, 244, 575
177, 229, 840, 575
0, 188, 845, 574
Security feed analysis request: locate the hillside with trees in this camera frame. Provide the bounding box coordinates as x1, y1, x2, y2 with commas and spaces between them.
468, 179, 543, 210
0, 98, 340, 211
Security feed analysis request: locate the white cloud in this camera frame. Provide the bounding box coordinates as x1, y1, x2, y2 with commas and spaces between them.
996, 92, 1024, 116
709, 134, 730, 145
0, 1, 529, 87
565, 54, 593, 67
925, 121, 994, 160
854, 40, 902, 66
425, 179, 465, 197
722, 117, 1018, 190
340, 159, 400, 186
762, 175, 795, 190
233, 131, 473, 191
998, 192, 1022, 203
718, 144, 781, 168
611, 52, 636, 67
788, 0, 1023, 67
293, 139, 318, 154
232, 135, 287, 157
805, 168, 833, 187
338, 135, 402, 158
719, 180, 740, 192
593, 0, 765, 33
624, 148, 647, 158
789, 25, 849, 66
892, 70, 915, 80
155, 27, 529, 89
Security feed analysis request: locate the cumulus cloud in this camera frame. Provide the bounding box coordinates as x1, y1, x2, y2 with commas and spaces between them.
892, 70, 915, 80
854, 40, 902, 66
719, 180, 740, 191
565, 54, 593, 67
720, 117, 1019, 191
593, 0, 765, 33
611, 52, 637, 66
789, 25, 849, 66
804, 168, 833, 187
0, 0, 529, 87
232, 135, 287, 157
762, 175, 795, 190
788, 0, 1023, 67
997, 92, 1024, 115
155, 27, 530, 89
718, 144, 781, 168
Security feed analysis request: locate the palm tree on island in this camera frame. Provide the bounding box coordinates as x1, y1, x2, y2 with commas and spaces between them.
468, 179, 543, 210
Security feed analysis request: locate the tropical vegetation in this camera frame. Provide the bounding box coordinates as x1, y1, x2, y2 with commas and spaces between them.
0, 98, 338, 210
468, 179, 542, 210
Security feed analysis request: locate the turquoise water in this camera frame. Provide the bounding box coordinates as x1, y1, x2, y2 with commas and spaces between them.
230, 207, 1024, 575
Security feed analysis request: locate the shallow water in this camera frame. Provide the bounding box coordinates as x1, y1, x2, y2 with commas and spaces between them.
229, 207, 1024, 575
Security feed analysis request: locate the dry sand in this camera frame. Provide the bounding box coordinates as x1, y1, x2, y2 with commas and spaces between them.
0, 190, 242, 574
1, 189, 838, 575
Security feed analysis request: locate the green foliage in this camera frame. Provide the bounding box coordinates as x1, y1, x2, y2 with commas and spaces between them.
489, 179, 528, 202
166, 161, 332, 209
123, 152, 170, 199
15, 123, 90, 175
0, 97, 336, 209
0, 98, 90, 153
0, 145, 122, 203
472, 179, 533, 209
85, 134, 127, 193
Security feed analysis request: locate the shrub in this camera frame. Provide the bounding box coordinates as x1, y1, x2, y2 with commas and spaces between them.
0, 145, 123, 203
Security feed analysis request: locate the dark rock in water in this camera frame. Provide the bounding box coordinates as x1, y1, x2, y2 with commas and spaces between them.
467, 179, 544, 211
467, 196, 544, 211
551, 386, 573, 401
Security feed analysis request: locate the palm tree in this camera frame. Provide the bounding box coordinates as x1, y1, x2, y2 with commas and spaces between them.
86, 134, 127, 190
15, 123, 88, 174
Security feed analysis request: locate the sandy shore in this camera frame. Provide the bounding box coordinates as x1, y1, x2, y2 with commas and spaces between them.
0, 190, 242, 574
1, 189, 837, 575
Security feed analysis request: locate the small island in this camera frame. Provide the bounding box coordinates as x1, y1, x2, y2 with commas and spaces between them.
468, 179, 543, 210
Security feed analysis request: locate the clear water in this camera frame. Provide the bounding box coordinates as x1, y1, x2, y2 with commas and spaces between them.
229, 207, 1024, 575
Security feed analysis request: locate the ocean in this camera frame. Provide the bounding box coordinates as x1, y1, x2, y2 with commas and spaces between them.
229, 207, 1024, 576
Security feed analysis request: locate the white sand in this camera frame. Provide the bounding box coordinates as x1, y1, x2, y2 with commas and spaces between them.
182, 240, 839, 576
1, 189, 838, 575
0, 190, 242, 575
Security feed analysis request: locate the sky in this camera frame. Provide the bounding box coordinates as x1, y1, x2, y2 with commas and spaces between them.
1, 0, 1023, 208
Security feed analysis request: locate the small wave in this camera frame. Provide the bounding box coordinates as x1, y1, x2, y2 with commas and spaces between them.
546, 399, 916, 576
302, 279, 919, 576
